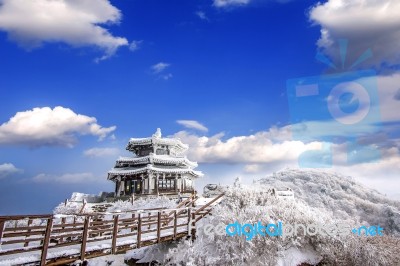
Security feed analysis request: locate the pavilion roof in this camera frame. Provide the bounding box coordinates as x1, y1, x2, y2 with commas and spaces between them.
126, 128, 188, 153
108, 164, 203, 179
116, 154, 197, 167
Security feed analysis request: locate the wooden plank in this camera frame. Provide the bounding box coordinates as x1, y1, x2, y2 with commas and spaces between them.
176, 223, 189, 228
53, 222, 84, 228
51, 227, 85, 234
88, 228, 114, 235
0, 214, 52, 220
4, 224, 47, 231
157, 212, 161, 243
2, 237, 43, 245
40, 217, 53, 266
80, 216, 90, 261
47, 240, 82, 249
111, 215, 119, 254
119, 221, 136, 227
89, 220, 113, 226
160, 225, 175, 230
3, 230, 46, 238
136, 213, 141, 248
0, 245, 43, 256
111, 232, 136, 238
86, 235, 113, 244
50, 231, 82, 240
195, 209, 212, 223
173, 211, 177, 240
89, 223, 114, 230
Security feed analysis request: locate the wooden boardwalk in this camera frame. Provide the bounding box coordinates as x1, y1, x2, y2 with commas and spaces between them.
0, 194, 224, 266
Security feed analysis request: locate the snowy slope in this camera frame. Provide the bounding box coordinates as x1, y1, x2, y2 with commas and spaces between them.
257, 169, 400, 235
165, 169, 400, 266
61, 169, 400, 265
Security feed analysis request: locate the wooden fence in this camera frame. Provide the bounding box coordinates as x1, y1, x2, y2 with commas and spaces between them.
0, 193, 224, 265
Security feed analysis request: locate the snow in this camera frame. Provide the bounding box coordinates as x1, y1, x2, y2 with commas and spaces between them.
116, 154, 197, 167
165, 169, 400, 265
2, 169, 400, 265
86, 254, 127, 266
276, 246, 321, 266
108, 164, 203, 177
127, 132, 188, 152
0, 255, 39, 266
258, 168, 400, 235
70, 192, 98, 202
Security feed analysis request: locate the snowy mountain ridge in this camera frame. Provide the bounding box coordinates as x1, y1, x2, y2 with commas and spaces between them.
164, 169, 400, 265
257, 168, 400, 235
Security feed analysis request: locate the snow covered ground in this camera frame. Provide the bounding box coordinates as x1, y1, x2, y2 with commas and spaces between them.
1, 169, 399, 265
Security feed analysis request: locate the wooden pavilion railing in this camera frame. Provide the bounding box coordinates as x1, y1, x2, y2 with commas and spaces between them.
0, 193, 224, 266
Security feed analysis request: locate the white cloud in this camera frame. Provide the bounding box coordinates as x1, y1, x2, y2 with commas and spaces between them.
213, 0, 250, 8
173, 129, 322, 164
162, 73, 173, 80
32, 172, 97, 184
244, 164, 261, 173
0, 163, 23, 179
129, 40, 143, 52
84, 147, 120, 157
394, 89, 400, 101
176, 120, 208, 132
0, 0, 128, 60
376, 73, 400, 122
332, 154, 400, 197
151, 62, 170, 73
309, 0, 400, 69
213, 0, 291, 8
174, 127, 399, 198
195, 11, 208, 21
173, 125, 399, 198
0, 106, 116, 148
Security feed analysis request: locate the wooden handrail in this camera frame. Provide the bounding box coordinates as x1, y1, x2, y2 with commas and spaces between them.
194, 193, 224, 215
0, 214, 53, 221
0, 196, 222, 265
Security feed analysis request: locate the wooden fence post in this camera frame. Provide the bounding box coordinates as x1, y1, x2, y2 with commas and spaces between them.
131, 213, 135, 233
136, 213, 141, 248
111, 215, 119, 254
173, 211, 177, 240
157, 212, 161, 243
24, 219, 33, 247
59, 217, 66, 243
0, 220, 5, 244
80, 216, 90, 261
191, 211, 196, 240
187, 208, 191, 237
40, 217, 53, 266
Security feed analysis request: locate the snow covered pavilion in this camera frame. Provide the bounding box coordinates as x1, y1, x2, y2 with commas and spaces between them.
108, 128, 203, 198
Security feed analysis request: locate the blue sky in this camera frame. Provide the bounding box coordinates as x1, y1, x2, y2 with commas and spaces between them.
0, 0, 399, 214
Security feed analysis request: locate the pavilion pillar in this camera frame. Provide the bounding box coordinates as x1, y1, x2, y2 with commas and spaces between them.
141, 176, 144, 194
115, 178, 119, 195
155, 173, 159, 194
163, 173, 166, 192
175, 174, 178, 192
119, 178, 125, 196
